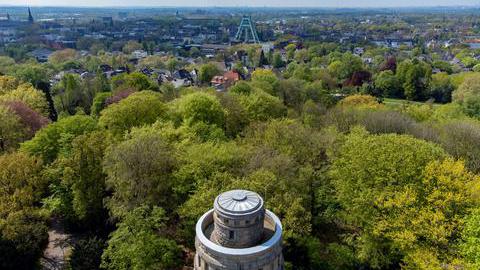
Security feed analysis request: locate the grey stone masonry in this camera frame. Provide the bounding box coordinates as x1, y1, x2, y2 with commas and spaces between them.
194, 190, 284, 270
212, 190, 265, 248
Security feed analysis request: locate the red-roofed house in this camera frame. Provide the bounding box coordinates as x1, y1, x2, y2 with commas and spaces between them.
211, 70, 240, 91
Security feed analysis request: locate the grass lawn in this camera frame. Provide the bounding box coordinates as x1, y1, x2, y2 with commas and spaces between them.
382, 98, 441, 109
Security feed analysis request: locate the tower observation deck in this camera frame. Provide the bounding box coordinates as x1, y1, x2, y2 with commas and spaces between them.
195, 190, 284, 270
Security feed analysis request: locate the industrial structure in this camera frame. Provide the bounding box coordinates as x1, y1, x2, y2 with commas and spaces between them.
234, 16, 260, 44
195, 189, 284, 270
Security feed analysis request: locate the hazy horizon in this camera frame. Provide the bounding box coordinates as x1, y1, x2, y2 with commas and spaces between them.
2, 0, 480, 8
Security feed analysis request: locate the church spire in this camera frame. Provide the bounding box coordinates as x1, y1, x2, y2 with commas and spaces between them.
28, 7, 34, 23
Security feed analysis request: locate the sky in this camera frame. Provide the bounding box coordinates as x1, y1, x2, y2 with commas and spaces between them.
1, 0, 480, 7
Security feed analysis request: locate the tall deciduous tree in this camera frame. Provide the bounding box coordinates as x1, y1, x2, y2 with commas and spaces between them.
98, 91, 166, 136
452, 73, 480, 117
101, 206, 182, 270
461, 208, 480, 269
327, 52, 363, 81
174, 92, 225, 128
58, 131, 111, 229
0, 153, 49, 269
375, 70, 401, 98
0, 83, 49, 116
2, 101, 49, 138
21, 114, 97, 163
103, 129, 177, 218
237, 90, 287, 121
198, 63, 221, 84
0, 105, 25, 152
397, 60, 431, 101
329, 128, 478, 269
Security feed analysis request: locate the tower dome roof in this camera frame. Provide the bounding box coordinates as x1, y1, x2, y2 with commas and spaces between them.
214, 190, 263, 215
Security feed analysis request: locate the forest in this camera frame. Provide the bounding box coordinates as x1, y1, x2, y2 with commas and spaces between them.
1, 40, 480, 270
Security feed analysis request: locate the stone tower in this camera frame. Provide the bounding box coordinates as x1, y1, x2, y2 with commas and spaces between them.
195, 189, 283, 270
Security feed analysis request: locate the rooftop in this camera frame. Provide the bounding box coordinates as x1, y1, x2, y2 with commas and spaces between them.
215, 189, 263, 215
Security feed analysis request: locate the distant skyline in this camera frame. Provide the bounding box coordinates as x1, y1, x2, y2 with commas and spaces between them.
2, 0, 480, 8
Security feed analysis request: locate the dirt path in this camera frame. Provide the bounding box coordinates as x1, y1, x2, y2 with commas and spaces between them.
40, 218, 72, 270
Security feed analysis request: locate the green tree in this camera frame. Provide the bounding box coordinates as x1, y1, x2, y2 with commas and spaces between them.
251, 69, 279, 86
272, 52, 285, 68
166, 58, 179, 73
432, 60, 453, 74
128, 72, 157, 91
159, 83, 178, 102
98, 91, 166, 136
198, 63, 221, 84
285, 44, 296, 61
93, 70, 111, 93
327, 52, 363, 81
435, 120, 480, 173
90, 92, 112, 117
250, 69, 279, 95
374, 70, 401, 98
397, 60, 432, 101
452, 74, 480, 117
48, 49, 78, 65
294, 64, 314, 82
277, 79, 306, 109
0, 83, 49, 116
461, 208, 480, 269
294, 49, 309, 63
0, 210, 49, 270
103, 129, 177, 217
238, 90, 287, 121
338, 94, 382, 109
0, 75, 19, 94
304, 81, 335, 108
174, 92, 225, 128
57, 131, 110, 229
0, 153, 49, 269
0, 152, 47, 215
430, 72, 453, 103
111, 72, 157, 92
53, 74, 87, 115
69, 236, 106, 270
219, 93, 250, 138
0, 56, 15, 74
328, 128, 478, 269
13, 64, 49, 88
229, 81, 252, 95
122, 41, 143, 54
21, 114, 97, 163
0, 105, 25, 152
140, 55, 166, 69
101, 206, 182, 270
396, 158, 479, 270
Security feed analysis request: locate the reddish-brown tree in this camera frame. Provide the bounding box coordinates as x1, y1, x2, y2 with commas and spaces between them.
380, 56, 397, 72
105, 89, 135, 106
344, 70, 372, 87
2, 101, 49, 137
